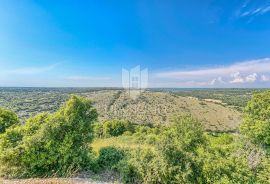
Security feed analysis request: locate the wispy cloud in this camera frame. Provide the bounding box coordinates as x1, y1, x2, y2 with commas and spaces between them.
65, 76, 111, 81
156, 58, 270, 78
240, 5, 270, 17
261, 74, 270, 82
155, 58, 270, 87
4, 64, 58, 75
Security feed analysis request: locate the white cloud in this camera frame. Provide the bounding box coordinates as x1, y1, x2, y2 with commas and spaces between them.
261, 75, 270, 82
240, 5, 270, 17
156, 58, 270, 79
155, 58, 270, 87
229, 72, 244, 84
245, 73, 258, 83
261, 6, 270, 14
149, 81, 210, 88
4, 64, 57, 75
66, 76, 111, 81
210, 77, 225, 85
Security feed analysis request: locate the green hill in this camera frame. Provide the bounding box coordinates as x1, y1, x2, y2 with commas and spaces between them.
83, 90, 241, 132
0, 88, 241, 132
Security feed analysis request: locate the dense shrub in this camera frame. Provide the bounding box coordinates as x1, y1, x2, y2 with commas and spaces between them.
94, 120, 134, 137
200, 135, 255, 183
156, 115, 206, 183
116, 115, 207, 184
133, 125, 163, 144
240, 91, 270, 145
0, 108, 20, 134
97, 147, 125, 169
116, 127, 269, 184
117, 148, 167, 184
0, 96, 98, 178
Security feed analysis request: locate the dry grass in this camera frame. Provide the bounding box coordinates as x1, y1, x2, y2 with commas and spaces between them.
92, 136, 151, 153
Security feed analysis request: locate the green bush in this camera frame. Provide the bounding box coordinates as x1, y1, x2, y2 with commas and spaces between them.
0, 108, 20, 134
0, 96, 98, 178
118, 148, 167, 184
97, 147, 125, 169
156, 115, 206, 183
199, 134, 269, 183
94, 120, 135, 138
240, 91, 270, 145
117, 115, 207, 184
116, 158, 139, 184
200, 146, 255, 183
133, 125, 163, 144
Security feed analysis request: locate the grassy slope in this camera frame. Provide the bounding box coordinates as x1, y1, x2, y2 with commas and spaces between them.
84, 90, 241, 132
0, 89, 242, 132
92, 136, 151, 153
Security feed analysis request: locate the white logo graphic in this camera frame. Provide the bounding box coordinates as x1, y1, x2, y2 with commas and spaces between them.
122, 65, 148, 99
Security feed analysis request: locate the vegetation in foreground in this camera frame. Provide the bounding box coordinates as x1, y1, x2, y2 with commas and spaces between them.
0, 91, 270, 183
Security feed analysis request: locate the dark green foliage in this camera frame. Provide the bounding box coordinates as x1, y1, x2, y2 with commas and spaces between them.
161, 115, 206, 152
0, 96, 98, 178
240, 91, 270, 145
0, 108, 20, 133
200, 134, 256, 184
117, 149, 166, 184
115, 115, 270, 184
94, 120, 134, 138
97, 147, 125, 169
116, 115, 206, 184
156, 115, 206, 183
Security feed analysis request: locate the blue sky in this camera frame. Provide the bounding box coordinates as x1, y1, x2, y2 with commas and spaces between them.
1, 0, 270, 87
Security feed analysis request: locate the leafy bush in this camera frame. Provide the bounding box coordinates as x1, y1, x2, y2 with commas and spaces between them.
240, 91, 270, 145
200, 137, 255, 183
117, 115, 207, 184
0, 108, 20, 134
0, 96, 98, 178
156, 115, 206, 183
133, 125, 163, 144
97, 147, 125, 169
117, 149, 167, 184
94, 120, 134, 138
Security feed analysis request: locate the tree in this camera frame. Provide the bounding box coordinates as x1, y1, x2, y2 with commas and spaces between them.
240, 91, 270, 145
200, 134, 256, 184
0, 96, 98, 178
117, 115, 207, 184
94, 119, 134, 137
0, 108, 20, 134
157, 115, 206, 183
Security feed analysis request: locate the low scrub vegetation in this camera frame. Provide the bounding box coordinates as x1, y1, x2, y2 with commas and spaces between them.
0, 92, 270, 183
0, 88, 242, 132
0, 96, 97, 178
94, 119, 135, 138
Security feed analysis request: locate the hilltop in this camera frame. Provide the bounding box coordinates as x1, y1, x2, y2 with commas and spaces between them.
0, 88, 241, 132
83, 90, 241, 132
